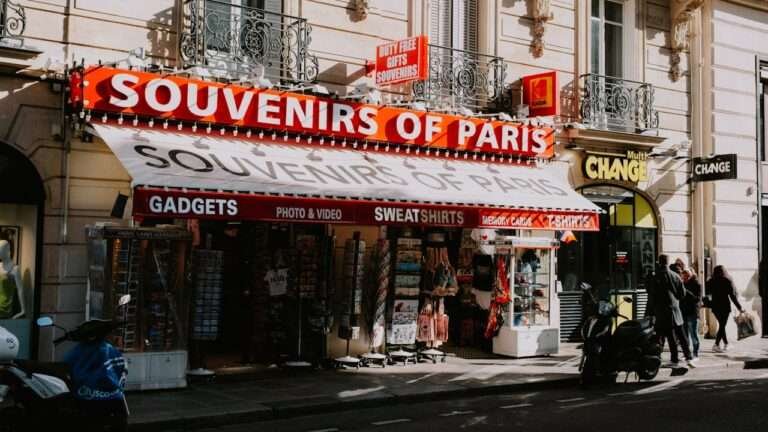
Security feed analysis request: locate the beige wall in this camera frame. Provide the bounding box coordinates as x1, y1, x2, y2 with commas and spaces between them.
0, 0, 715, 359
700, 0, 766, 337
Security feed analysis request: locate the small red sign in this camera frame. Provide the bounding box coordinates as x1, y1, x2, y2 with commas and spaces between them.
522, 71, 559, 117
375, 35, 429, 86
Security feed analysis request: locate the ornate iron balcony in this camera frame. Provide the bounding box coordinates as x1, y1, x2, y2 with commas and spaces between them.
180, 0, 319, 84
0, 0, 26, 42
412, 44, 507, 112
579, 74, 659, 133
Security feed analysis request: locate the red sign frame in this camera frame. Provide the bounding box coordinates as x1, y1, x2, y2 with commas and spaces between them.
75, 67, 555, 159
375, 35, 429, 86
133, 188, 600, 231
522, 71, 559, 117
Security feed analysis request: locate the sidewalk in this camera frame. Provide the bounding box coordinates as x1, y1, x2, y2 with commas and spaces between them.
127, 338, 767, 431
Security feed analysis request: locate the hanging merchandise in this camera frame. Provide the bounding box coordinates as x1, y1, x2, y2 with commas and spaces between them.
365, 239, 389, 350
388, 236, 421, 351
485, 255, 511, 339
191, 250, 224, 341
296, 235, 319, 299
336, 233, 365, 367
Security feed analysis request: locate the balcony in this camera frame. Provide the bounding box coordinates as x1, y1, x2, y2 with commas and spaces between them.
579, 74, 659, 133
180, 0, 319, 84
412, 44, 507, 112
0, 0, 25, 45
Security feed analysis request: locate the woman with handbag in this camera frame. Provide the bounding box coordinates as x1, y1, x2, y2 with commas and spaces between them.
706, 265, 743, 352
681, 268, 702, 359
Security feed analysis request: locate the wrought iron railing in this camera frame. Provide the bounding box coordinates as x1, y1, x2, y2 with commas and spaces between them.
579, 74, 659, 132
180, 0, 319, 84
413, 44, 507, 112
0, 0, 26, 42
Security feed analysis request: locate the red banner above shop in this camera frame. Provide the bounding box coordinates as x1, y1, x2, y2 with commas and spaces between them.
75, 67, 555, 159
133, 188, 599, 231
375, 35, 429, 86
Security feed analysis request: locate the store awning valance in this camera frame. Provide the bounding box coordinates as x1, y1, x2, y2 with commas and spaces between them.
92, 124, 601, 231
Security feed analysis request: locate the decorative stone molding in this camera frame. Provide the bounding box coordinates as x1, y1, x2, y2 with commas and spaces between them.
531, 0, 553, 58
669, 0, 703, 81
351, 0, 369, 21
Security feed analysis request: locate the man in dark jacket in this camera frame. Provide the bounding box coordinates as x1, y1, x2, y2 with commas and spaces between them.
647, 255, 695, 368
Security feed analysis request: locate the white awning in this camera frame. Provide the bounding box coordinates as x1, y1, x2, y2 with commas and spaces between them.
92, 124, 601, 230
93, 124, 598, 211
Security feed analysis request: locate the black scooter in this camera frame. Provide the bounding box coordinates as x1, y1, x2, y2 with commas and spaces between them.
579, 283, 662, 386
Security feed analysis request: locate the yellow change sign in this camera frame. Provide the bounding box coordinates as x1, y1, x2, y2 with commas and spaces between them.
583, 151, 648, 183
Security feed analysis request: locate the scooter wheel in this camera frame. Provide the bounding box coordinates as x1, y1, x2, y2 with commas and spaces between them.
638, 365, 659, 380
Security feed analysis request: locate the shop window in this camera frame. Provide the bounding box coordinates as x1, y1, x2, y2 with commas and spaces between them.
0, 143, 44, 360
557, 185, 657, 294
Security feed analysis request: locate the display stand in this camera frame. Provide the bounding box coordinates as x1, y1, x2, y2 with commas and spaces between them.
335, 232, 363, 369
387, 234, 421, 366
492, 236, 560, 357
417, 233, 453, 363
188, 249, 224, 379
85, 224, 191, 390
285, 234, 316, 368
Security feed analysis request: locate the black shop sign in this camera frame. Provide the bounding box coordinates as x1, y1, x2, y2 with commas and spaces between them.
691, 154, 737, 182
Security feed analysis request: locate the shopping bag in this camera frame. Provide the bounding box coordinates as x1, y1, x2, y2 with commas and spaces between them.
734, 312, 757, 340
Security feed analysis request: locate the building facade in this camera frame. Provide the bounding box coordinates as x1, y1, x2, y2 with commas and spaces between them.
0, 0, 763, 368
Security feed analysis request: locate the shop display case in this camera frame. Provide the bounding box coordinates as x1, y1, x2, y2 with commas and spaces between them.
493, 236, 559, 357
86, 224, 192, 390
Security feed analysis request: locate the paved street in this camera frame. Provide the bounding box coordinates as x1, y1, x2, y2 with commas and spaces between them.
167, 366, 768, 432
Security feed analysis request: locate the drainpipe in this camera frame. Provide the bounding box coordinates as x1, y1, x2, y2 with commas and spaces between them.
60, 69, 71, 244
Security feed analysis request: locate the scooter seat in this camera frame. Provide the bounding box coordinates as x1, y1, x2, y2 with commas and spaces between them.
14, 360, 71, 384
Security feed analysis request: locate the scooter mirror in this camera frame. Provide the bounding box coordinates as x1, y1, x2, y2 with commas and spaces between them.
118, 294, 131, 307
623, 296, 634, 304
36, 317, 54, 327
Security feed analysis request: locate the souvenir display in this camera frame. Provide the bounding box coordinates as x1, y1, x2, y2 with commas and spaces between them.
191, 250, 223, 341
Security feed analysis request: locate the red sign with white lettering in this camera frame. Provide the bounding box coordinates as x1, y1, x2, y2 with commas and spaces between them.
76, 67, 555, 158
133, 188, 599, 231
375, 35, 429, 86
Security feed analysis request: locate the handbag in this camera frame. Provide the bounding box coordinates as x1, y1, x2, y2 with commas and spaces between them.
734, 311, 757, 340
702, 294, 713, 308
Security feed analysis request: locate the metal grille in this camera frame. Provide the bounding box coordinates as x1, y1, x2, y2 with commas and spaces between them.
412, 44, 507, 112
180, 0, 319, 84
558, 291, 583, 342
579, 73, 659, 132
0, 0, 25, 41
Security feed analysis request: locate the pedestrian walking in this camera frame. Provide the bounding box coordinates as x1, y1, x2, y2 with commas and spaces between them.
647, 254, 695, 368
706, 265, 743, 352
681, 268, 702, 360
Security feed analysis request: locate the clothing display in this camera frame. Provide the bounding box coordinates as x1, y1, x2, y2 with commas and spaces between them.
0, 268, 18, 319
264, 268, 289, 296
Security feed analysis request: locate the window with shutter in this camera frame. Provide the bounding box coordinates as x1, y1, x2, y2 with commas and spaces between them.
429, 0, 477, 51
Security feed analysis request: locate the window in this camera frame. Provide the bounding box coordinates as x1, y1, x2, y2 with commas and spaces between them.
205, 0, 283, 75
590, 0, 624, 78
429, 0, 478, 52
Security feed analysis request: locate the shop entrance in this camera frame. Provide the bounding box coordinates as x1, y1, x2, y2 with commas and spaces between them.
0, 142, 44, 359
557, 185, 658, 341
189, 221, 333, 371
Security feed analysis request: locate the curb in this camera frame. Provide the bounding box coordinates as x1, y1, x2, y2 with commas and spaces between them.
127, 376, 581, 431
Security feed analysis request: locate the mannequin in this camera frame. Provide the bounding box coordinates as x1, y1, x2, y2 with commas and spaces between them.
0, 240, 24, 319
